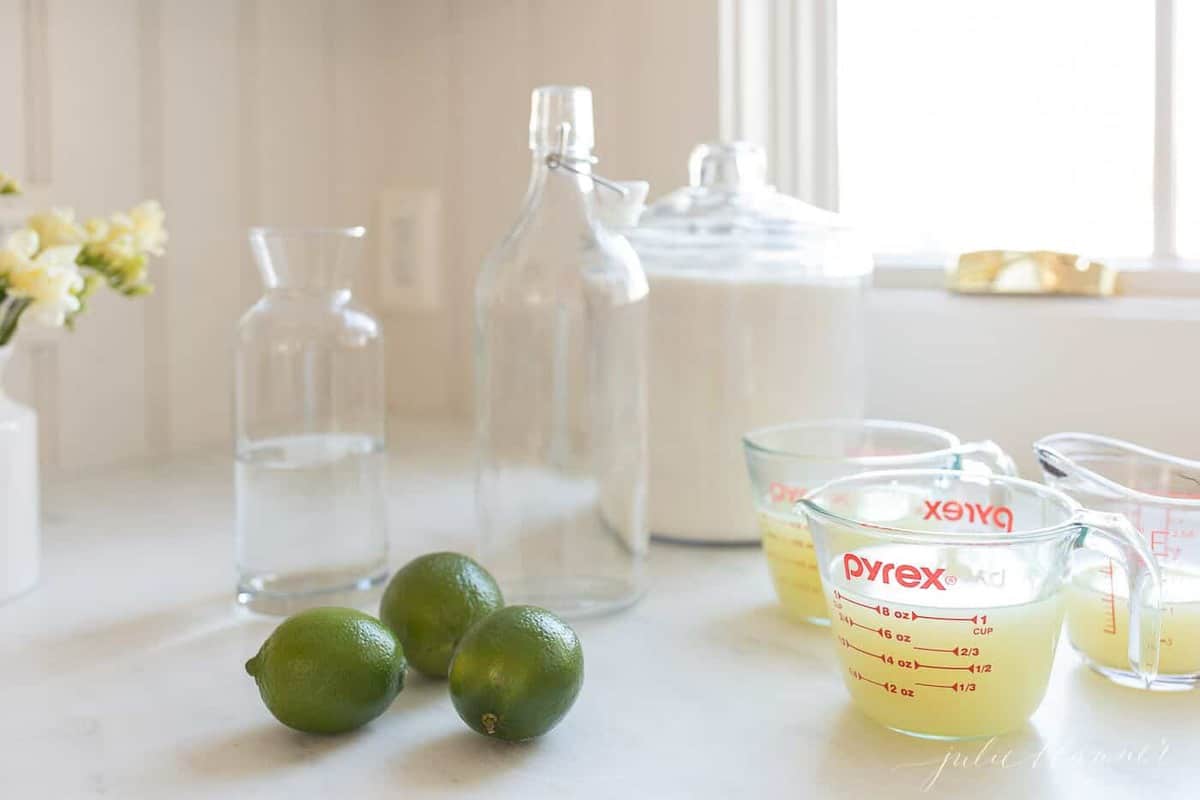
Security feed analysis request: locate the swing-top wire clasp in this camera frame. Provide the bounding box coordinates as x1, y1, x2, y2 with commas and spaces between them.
545, 122, 629, 197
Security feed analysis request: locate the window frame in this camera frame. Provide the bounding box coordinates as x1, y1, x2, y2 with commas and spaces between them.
719, 0, 1195, 295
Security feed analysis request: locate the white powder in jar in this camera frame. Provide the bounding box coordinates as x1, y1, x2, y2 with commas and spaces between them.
647, 270, 868, 543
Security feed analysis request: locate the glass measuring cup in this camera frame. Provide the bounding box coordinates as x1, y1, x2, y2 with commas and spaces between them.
742, 420, 1017, 624
1036, 433, 1200, 690
800, 469, 1162, 739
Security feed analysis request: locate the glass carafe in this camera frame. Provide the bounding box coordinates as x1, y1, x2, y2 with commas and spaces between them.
235, 226, 388, 615
475, 85, 649, 618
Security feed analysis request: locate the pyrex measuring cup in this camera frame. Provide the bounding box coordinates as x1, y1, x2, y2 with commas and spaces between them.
1036, 433, 1200, 690
742, 420, 1017, 624
800, 469, 1162, 739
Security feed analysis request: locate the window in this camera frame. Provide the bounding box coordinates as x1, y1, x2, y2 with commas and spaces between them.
1177, 0, 1199, 258
839, 1, 1155, 261
724, 0, 1196, 271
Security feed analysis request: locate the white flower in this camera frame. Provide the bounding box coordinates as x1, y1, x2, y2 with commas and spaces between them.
0, 229, 45, 281
1, 229, 83, 327
28, 207, 85, 248
1, 229, 39, 264
77, 201, 165, 296
86, 200, 167, 260
128, 200, 168, 256
93, 225, 139, 264
84, 217, 109, 240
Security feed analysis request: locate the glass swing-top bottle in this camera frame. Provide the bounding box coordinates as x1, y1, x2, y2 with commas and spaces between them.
475, 85, 648, 618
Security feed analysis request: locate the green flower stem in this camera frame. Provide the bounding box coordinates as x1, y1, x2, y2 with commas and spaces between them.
77, 251, 153, 297
0, 295, 32, 347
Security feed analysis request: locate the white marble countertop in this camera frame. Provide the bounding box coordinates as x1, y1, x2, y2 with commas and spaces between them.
2, 422, 1197, 799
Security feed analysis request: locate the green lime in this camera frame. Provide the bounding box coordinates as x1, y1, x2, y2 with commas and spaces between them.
245, 607, 406, 734
379, 552, 504, 678
448, 605, 583, 742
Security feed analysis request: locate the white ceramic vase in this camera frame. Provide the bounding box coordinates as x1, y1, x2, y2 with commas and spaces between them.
0, 345, 39, 602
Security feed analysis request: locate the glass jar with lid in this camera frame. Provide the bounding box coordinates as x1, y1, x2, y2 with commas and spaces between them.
626, 142, 873, 544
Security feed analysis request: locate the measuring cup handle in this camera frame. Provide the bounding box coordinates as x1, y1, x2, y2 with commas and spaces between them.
956, 440, 1020, 477
1074, 509, 1163, 687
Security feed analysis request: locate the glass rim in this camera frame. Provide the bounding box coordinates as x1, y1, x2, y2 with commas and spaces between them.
1035, 432, 1200, 508
742, 419, 962, 466
248, 225, 367, 240
798, 468, 1082, 546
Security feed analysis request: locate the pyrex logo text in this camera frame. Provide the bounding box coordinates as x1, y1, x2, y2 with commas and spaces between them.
769, 482, 806, 504
923, 500, 1013, 532
842, 554, 947, 590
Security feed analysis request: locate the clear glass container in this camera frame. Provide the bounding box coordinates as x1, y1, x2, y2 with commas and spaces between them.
1036, 433, 1200, 690
235, 226, 388, 615
475, 85, 649, 618
626, 142, 874, 544
800, 469, 1161, 739
742, 420, 1017, 625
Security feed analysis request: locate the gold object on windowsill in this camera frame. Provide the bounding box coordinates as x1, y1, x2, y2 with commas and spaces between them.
948, 250, 1117, 296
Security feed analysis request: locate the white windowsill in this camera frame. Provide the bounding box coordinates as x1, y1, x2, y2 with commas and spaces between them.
873, 255, 1200, 302
870, 285, 1200, 325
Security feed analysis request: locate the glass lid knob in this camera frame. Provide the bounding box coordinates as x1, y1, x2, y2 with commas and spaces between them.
688, 141, 768, 191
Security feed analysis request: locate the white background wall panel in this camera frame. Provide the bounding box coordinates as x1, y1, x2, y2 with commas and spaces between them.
0, 0, 721, 473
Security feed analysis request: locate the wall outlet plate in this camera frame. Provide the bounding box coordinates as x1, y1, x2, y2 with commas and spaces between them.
377, 188, 441, 311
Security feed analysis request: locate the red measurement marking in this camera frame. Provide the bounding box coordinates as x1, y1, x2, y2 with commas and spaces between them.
1102, 559, 1117, 635
912, 611, 979, 623
849, 668, 889, 689
1151, 530, 1172, 559
834, 590, 882, 614
916, 681, 961, 692
840, 638, 886, 661
916, 661, 976, 672
833, 592, 981, 624
913, 645, 958, 654
842, 616, 884, 636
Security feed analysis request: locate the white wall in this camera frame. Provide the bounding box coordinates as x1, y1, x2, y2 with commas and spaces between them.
9, 0, 1190, 481
866, 290, 1200, 477
0, 0, 721, 474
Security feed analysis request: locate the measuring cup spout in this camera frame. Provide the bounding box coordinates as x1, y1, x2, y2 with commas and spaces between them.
957, 440, 1020, 477
1073, 509, 1163, 687
1033, 441, 1073, 480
